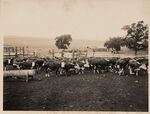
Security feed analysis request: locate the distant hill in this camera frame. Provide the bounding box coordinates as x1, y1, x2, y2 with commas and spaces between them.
4, 36, 105, 56
4, 36, 105, 50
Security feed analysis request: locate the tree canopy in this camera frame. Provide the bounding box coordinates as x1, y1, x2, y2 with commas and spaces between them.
104, 37, 124, 52
55, 34, 72, 49
121, 21, 148, 55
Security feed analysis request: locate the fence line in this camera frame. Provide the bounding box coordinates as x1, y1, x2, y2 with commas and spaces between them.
48, 49, 148, 59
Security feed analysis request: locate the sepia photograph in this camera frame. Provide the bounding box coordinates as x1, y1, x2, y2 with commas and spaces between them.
2, 0, 149, 112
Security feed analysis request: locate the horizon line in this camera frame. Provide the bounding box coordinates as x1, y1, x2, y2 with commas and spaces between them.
4, 35, 107, 42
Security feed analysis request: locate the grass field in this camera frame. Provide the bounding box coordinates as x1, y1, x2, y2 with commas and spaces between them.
3, 72, 148, 111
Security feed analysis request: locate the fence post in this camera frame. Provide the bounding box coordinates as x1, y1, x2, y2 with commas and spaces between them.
8, 47, 10, 57
85, 50, 88, 58
15, 47, 18, 57
93, 50, 95, 57
33, 51, 35, 57
72, 50, 74, 59
22, 47, 25, 57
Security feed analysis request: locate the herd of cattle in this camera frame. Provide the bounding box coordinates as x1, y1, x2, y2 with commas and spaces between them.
3, 56, 148, 77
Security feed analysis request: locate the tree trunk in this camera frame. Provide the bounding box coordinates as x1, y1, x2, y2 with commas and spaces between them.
52, 49, 54, 58
61, 49, 64, 58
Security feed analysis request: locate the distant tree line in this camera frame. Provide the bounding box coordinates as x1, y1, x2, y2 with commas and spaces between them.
53, 21, 148, 56
104, 37, 124, 53
104, 21, 148, 55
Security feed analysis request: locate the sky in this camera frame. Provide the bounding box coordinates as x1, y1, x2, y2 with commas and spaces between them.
1, 0, 150, 41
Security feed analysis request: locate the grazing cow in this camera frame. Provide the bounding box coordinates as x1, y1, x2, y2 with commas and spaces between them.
135, 57, 148, 68
3, 58, 20, 70
42, 60, 61, 76
78, 61, 85, 74
34, 59, 44, 70
74, 62, 81, 74
18, 61, 34, 70
12, 63, 20, 70
62, 62, 76, 76
131, 58, 148, 76
89, 58, 110, 74
3, 59, 8, 70
107, 57, 119, 71
45, 67, 51, 77
84, 59, 90, 71
134, 63, 147, 76
115, 58, 130, 76
88, 58, 97, 73
128, 59, 141, 75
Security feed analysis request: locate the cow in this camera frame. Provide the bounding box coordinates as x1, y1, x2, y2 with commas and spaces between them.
3, 59, 8, 70
18, 61, 33, 70
83, 59, 90, 72
88, 57, 110, 74
134, 63, 147, 76
3, 58, 20, 70
106, 57, 119, 72
115, 57, 130, 76
130, 57, 148, 76
127, 58, 141, 75
42, 60, 61, 77
77, 60, 85, 74
62, 61, 76, 76
34, 59, 44, 70
74, 62, 81, 74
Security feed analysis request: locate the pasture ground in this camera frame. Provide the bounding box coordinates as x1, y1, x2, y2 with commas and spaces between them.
3, 72, 148, 111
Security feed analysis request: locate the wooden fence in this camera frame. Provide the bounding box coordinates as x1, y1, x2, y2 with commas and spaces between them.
47, 49, 148, 59
48, 49, 88, 59
3, 46, 35, 59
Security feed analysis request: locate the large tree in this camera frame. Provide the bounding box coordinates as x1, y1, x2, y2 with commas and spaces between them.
104, 37, 124, 53
55, 34, 72, 49
121, 21, 148, 55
